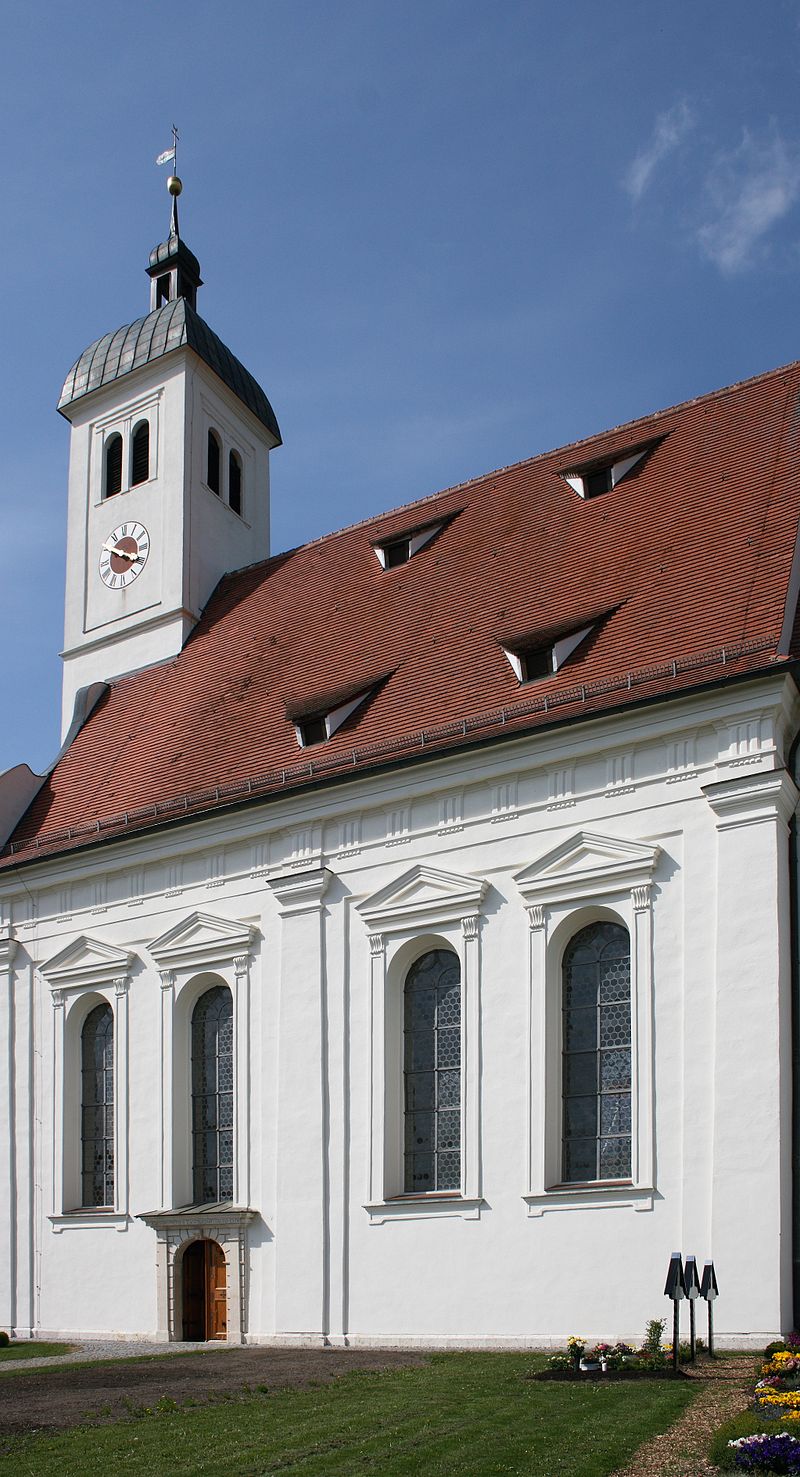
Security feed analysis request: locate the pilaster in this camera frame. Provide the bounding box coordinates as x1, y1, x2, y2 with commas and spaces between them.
0, 938, 17, 1332
702, 767, 798, 1331
268, 868, 331, 1337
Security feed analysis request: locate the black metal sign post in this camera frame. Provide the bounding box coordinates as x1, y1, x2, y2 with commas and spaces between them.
664, 1252, 686, 1371
684, 1256, 700, 1361
700, 1261, 719, 1359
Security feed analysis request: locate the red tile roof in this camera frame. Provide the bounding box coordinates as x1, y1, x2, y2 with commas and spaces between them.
6, 360, 800, 867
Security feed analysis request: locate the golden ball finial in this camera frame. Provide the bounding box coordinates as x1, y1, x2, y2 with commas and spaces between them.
167, 174, 183, 197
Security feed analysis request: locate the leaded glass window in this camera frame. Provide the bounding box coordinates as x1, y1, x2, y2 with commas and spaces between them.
191, 986, 234, 1203
81, 1004, 114, 1207
404, 949, 461, 1193
562, 921, 631, 1183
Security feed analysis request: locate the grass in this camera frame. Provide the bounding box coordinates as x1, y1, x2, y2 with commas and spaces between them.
0, 1351, 698, 1476
0, 1343, 73, 1364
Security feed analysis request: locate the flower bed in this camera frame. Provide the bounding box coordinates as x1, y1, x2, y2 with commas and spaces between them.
710, 1336, 800, 1470
529, 1321, 698, 1382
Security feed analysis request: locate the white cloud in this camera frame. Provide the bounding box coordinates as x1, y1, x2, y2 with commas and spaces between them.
624, 100, 695, 202
698, 128, 800, 274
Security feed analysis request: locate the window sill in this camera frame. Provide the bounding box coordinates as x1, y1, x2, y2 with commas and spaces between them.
49, 1211, 129, 1234
523, 1183, 653, 1217
365, 1195, 483, 1224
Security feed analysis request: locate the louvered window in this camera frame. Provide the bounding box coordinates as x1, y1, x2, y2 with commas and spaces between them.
105, 433, 123, 498
81, 1004, 114, 1207
192, 985, 234, 1203
404, 950, 461, 1193
131, 421, 150, 486
207, 430, 221, 495
229, 450, 242, 516
562, 922, 631, 1183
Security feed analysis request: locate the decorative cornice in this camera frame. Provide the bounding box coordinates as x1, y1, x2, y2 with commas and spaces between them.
149, 910, 256, 971
0, 936, 17, 970
267, 867, 332, 915
40, 934, 135, 991
515, 830, 660, 909
358, 863, 488, 934
702, 767, 799, 829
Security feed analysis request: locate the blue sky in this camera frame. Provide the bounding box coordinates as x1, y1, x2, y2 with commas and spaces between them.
2, 0, 800, 776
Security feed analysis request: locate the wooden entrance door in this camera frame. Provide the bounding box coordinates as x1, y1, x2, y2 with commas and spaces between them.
181, 1239, 227, 1341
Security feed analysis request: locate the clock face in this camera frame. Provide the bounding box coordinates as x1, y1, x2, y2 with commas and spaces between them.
99, 522, 150, 589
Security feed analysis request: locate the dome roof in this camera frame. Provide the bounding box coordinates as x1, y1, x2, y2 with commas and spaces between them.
57, 297, 281, 442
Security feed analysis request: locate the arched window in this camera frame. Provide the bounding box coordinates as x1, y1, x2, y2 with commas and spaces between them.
562, 921, 631, 1184
104, 433, 123, 499
228, 450, 242, 516
207, 429, 221, 495
81, 1004, 114, 1207
191, 985, 233, 1203
403, 949, 461, 1193
131, 420, 150, 486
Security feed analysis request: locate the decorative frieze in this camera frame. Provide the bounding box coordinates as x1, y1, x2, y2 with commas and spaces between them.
385, 805, 410, 846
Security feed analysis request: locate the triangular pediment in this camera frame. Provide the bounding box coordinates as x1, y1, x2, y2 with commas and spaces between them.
358, 864, 487, 931
148, 910, 255, 971
41, 934, 135, 988
515, 830, 659, 905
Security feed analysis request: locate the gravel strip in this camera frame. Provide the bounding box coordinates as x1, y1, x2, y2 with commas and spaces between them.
612, 1354, 757, 1477
0, 1340, 218, 1372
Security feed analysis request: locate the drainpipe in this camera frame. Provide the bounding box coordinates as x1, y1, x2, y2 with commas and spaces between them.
788, 713, 800, 1329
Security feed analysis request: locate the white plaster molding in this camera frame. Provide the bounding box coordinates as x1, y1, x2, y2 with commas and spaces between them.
514, 830, 660, 909
40, 935, 135, 994
0, 937, 17, 970
267, 867, 331, 915
361, 862, 488, 1210
516, 829, 659, 1208
358, 863, 488, 934
366, 1196, 483, 1223
702, 768, 799, 831
149, 910, 255, 971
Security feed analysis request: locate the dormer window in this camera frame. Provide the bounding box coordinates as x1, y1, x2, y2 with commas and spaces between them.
562, 438, 663, 500
290, 678, 388, 749
373, 519, 448, 569
503, 622, 596, 684
296, 715, 328, 747
383, 537, 411, 568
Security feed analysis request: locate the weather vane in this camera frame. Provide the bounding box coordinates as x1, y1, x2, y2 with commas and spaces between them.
155, 126, 182, 236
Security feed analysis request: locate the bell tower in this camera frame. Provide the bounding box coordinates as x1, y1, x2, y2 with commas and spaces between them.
57, 171, 281, 739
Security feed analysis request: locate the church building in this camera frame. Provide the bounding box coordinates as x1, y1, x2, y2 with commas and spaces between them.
0, 179, 798, 1347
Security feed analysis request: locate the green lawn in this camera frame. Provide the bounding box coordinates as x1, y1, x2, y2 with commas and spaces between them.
0, 1352, 697, 1476
0, 1342, 73, 1364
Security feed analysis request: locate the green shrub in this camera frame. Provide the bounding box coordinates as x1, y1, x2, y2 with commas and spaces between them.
0, 1332, 10, 1348
765, 1338, 787, 1358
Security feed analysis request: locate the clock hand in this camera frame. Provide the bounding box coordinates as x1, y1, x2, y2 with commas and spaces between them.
101, 541, 140, 562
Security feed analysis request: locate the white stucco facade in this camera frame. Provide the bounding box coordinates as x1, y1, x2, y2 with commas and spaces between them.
1, 672, 796, 1348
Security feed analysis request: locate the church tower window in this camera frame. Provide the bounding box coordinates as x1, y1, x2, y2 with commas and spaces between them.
562, 921, 631, 1183
104, 433, 123, 499
191, 985, 234, 1203
403, 949, 461, 1193
81, 1004, 114, 1208
207, 429, 221, 495
130, 420, 150, 486
229, 450, 242, 516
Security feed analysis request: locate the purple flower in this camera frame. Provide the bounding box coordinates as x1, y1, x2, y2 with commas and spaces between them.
730, 1431, 800, 1471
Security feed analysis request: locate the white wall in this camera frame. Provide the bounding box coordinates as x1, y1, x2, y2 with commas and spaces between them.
1, 673, 797, 1346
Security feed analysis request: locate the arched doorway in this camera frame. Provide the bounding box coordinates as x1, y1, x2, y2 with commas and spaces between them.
182, 1239, 227, 1341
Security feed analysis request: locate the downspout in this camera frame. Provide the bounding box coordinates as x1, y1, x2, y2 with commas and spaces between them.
789, 710, 800, 1329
